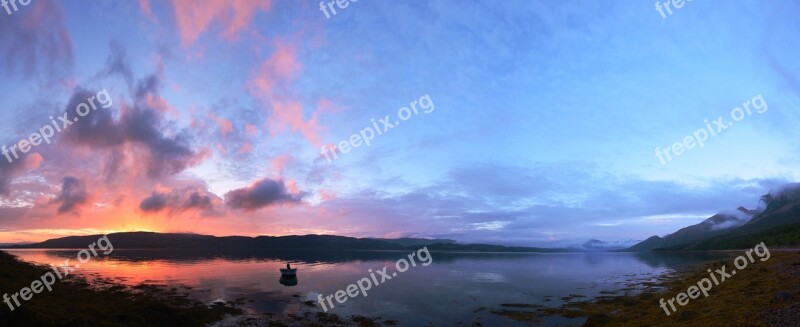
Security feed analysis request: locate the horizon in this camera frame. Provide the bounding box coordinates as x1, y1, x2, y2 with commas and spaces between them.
2, 1, 800, 248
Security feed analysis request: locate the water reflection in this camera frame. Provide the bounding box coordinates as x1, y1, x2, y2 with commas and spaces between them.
279, 275, 298, 287
2, 249, 729, 326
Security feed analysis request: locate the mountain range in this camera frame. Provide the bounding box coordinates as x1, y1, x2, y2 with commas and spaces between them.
3, 232, 569, 253
628, 183, 800, 251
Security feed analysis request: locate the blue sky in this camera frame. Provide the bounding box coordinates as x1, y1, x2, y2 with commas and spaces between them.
0, 0, 798, 246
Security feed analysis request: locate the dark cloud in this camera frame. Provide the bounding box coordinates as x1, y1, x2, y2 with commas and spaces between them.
54, 177, 88, 214
185, 192, 212, 209
139, 192, 168, 212
139, 189, 217, 214
225, 178, 303, 211
61, 77, 202, 178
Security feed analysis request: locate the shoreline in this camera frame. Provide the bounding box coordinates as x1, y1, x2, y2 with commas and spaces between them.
0, 251, 393, 326
0, 250, 241, 326
487, 251, 800, 326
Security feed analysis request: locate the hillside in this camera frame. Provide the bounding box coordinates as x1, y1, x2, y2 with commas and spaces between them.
629, 184, 800, 252
655, 223, 800, 251
4, 232, 567, 253
627, 207, 755, 251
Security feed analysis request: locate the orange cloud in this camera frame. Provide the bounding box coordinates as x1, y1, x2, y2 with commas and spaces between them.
24, 153, 44, 171
170, 0, 272, 46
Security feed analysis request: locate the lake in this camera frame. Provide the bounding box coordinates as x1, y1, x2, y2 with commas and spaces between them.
2, 249, 728, 326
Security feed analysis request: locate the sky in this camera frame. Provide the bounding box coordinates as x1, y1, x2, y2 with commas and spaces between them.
0, 0, 799, 246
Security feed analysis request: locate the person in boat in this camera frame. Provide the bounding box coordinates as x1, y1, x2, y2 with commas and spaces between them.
286, 263, 291, 270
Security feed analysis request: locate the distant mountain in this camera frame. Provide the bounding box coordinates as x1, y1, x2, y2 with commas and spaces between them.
582, 239, 640, 251
373, 237, 456, 247
4, 232, 569, 253
629, 184, 800, 251
0, 243, 31, 247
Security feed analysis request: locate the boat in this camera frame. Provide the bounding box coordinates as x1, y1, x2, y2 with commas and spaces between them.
280, 263, 297, 276
279, 263, 298, 286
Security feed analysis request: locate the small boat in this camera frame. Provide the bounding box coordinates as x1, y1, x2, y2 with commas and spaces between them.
280, 263, 297, 276
279, 263, 298, 286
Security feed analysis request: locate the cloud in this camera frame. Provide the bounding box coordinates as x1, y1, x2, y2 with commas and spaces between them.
60, 76, 206, 178
304, 163, 791, 246
54, 177, 88, 214
247, 42, 325, 146
139, 0, 156, 21
170, 0, 272, 46
248, 42, 301, 99
139, 192, 168, 212
0, 154, 43, 197
225, 178, 304, 211
209, 114, 234, 137
139, 188, 217, 213
0, 0, 73, 79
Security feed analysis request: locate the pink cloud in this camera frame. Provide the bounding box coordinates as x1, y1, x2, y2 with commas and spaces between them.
209, 114, 234, 137
317, 97, 346, 114
247, 43, 325, 146
248, 43, 302, 98
139, 0, 156, 21
245, 124, 259, 136
319, 189, 337, 201
268, 101, 324, 146
170, 0, 272, 46
238, 142, 253, 154
269, 154, 292, 175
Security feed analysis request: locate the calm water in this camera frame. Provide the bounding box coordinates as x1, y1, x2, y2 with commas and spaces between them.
3, 249, 726, 326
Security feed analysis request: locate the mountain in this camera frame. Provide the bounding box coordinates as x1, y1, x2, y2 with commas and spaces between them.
655, 223, 800, 251
582, 239, 641, 251
627, 235, 666, 252
373, 237, 456, 247
627, 207, 756, 251
3, 232, 569, 253
738, 184, 800, 232
629, 184, 800, 251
